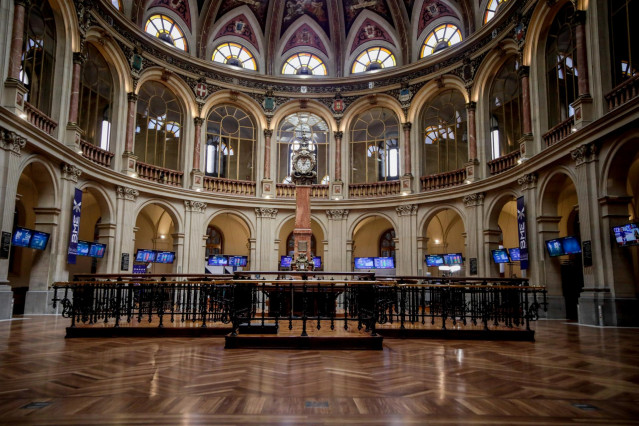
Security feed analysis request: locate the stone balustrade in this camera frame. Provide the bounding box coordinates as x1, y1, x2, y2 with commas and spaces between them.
487, 150, 521, 175
348, 180, 401, 198
543, 116, 575, 147
605, 74, 639, 111
79, 139, 114, 168
276, 184, 329, 199
203, 177, 256, 196
23, 102, 57, 136
135, 161, 183, 187
420, 168, 467, 191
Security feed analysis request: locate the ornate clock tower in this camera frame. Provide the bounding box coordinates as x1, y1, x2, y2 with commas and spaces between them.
291, 136, 316, 270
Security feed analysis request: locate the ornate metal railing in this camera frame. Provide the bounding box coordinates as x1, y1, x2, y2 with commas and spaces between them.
79, 138, 114, 168
52, 277, 546, 336
23, 101, 57, 135
543, 116, 574, 147
203, 177, 256, 196
276, 184, 329, 199
487, 150, 520, 175
135, 161, 183, 186
605, 74, 639, 111
420, 168, 466, 191
348, 180, 401, 198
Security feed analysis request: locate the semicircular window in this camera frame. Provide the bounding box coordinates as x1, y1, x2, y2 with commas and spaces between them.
351, 47, 396, 74
212, 42, 257, 70
484, 0, 508, 24
281, 53, 327, 76
420, 24, 462, 58
145, 14, 188, 52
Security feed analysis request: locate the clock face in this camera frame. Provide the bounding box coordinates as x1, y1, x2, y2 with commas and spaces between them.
295, 157, 312, 173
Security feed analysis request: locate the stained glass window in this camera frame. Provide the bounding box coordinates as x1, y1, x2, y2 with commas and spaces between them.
420, 24, 462, 58
145, 14, 188, 51
281, 53, 327, 75
212, 42, 257, 70
351, 47, 396, 74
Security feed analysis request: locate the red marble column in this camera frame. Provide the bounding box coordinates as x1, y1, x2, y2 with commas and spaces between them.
67, 52, 85, 125
466, 102, 477, 160
124, 92, 138, 153
518, 65, 532, 135
574, 10, 590, 97
293, 185, 312, 263
402, 122, 412, 175
263, 129, 273, 180
192, 117, 204, 170
7, 0, 28, 81
334, 131, 343, 181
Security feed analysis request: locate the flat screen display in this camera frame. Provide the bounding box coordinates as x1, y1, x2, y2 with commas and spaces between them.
443, 253, 463, 265
208, 255, 228, 266
228, 256, 248, 267
374, 257, 395, 269
508, 248, 521, 261
492, 249, 510, 264
132, 264, 147, 274
12, 227, 32, 248
354, 257, 374, 269
612, 222, 639, 247
29, 231, 50, 250
425, 254, 444, 267
280, 256, 292, 268
313, 256, 321, 268
562, 236, 582, 254
155, 251, 175, 263
135, 249, 156, 263
545, 239, 565, 257
76, 240, 90, 256
89, 243, 106, 258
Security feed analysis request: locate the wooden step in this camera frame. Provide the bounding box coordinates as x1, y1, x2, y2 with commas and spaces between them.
225, 335, 383, 350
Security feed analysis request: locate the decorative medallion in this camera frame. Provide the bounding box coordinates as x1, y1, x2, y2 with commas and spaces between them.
215, 14, 260, 52
351, 18, 395, 54
282, 23, 328, 56
418, 2, 457, 35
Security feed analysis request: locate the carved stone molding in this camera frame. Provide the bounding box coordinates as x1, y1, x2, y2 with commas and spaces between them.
571, 143, 597, 166
184, 200, 207, 213
517, 173, 538, 190
334, 131, 343, 140
396, 204, 418, 216
326, 209, 349, 220
0, 128, 26, 154
264, 129, 273, 138
463, 192, 485, 207
61, 163, 82, 183
255, 207, 278, 218
116, 186, 139, 201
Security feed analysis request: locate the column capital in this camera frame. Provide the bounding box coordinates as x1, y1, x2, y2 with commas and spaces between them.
116, 186, 139, 201
184, 200, 207, 213
61, 163, 82, 183
465, 101, 477, 110
0, 128, 26, 154
463, 192, 485, 207
255, 207, 278, 218
572, 9, 587, 26
571, 143, 597, 166
517, 65, 530, 78
402, 122, 412, 131
333, 130, 343, 139
264, 129, 273, 138
396, 204, 418, 216
127, 92, 138, 103
517, 172, 537, 191
193, 117, 204, 127
72, 51, 87, 65
326, 209, 349, 220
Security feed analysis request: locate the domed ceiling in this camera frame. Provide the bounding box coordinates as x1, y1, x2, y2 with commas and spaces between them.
125, 0, 492, 76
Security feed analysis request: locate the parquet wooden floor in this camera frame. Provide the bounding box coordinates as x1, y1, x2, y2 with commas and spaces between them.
0, 316, 638, 425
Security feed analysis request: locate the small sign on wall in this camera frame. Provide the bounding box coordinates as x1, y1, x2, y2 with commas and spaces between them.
0, 232, 11, 259
469, 258, 478, 275
582, 240, 592, 267
120, 253, 129, 271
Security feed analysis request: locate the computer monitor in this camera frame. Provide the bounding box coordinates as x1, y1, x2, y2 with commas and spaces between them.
228, 256, 248, 267
545, 239, 565, 257
135, 249, 156, 263
280, 256, 292, 268
354, 257, 374, 269
562, 236, 582, 254
89, 243, 106, 258
208, 255, 228, 266
313, 256, 321, 268
11, 227, 32, 248
491, 249, 510, 264
155, 251, 175, 263
508, 248, 521, 261
425, 254, 444, 267
443, 253, 463, 265
373, 257, 395, 269
612, 222, 639, 247
76, 240, 90, 256
29, 231, 50, 250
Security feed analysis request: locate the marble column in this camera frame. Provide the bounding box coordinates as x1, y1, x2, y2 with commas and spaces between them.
263, 129, 272, 180
402, 123, 412, 175
334, 131, 343, 181
574, 10, 590, 97
466, 102, 477, 160
67, 52, 85, 126
122, 93, 138, 174
395, 204, 418, 275
326, 209, 349, 271
7, 0, 28, 81
192, 117, 204, 170
255, 208, 278, 270
184, 200, 207, 273
463, 192, 485, 277
113, 186, 139, 273
518, 65, 534, 160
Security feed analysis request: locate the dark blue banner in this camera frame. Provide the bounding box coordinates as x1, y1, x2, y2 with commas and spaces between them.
517, 196, 529, 270
67, 188, 83, 264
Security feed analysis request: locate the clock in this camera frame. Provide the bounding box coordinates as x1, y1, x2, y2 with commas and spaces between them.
295, 157, 312, 173
291, 137, 317, 185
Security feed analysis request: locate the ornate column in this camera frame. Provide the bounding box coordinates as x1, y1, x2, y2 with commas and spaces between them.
331, 131, 344, 199
255, 208, 278, 270
465, 102, 479, 182
190, 117, 204, 190
3, 0, 29, 114
517, 173, 539, 283
463, 192, 484, 277
395, 204, 418, 275
326, 209, 349, 270
114, 186, 139, 273
261, 129, 274, 197
400, 123, 413, 194
95, 223, 117, 273
66, 51, 86, 151
184, 200, 207, 273
0, 129, 26, 318
570, 10, 593, 129
122, 92, 138, 175
518, 65, 534, 160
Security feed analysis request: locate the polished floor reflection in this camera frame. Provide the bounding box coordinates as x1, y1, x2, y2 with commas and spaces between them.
0, 316, 638, 424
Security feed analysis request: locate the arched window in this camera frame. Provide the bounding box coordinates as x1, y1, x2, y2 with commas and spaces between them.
78, 44, 114, 151
277, 113, 329, 184
145, 14, 188, 51
205, 225, 223, 258
484, 0, 508, 24
286, 232, 316, 257
212, 42, 257, 70
546, 3, 578, 127
111, 0, 122, 10
351, 47, 396, 74
608, 0, 638, 88
489, 56, 522, 159
420, 24, 462, 58
350, 108, 400, 183
134, 81, 183, 170
421, 89, 468, 176
20, 1, 56, 116
380, 229, 396, 259
205, 105, 256, 181
281, 53, 327, 75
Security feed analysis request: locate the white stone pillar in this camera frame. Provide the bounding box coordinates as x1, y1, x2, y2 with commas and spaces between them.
172, 232, 185, 274
325, 209, 349, 271
395, 204, 418, 275
184, 200, 207, 273
96, 223, 117, 273
463, 193, 484, 277
255, 208, 278, 270
113, 186, 139, 273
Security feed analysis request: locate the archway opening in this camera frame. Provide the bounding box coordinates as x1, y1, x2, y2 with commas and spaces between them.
278, 217, 325, 270
134, 204, 176, 274
205, 213, 251, 272
423, 209, 465, 277
352, 216, 395, 273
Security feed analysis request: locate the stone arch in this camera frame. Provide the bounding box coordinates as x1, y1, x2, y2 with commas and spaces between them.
483, 188, 521, 231
204, 209, 255, 238
341, 94, 404, 133
17, 156, 60, 208
201, 90, 267, 129
271, 99, 337, 132
537, 167, 579, 217
470, 38, 519, 103
77, 182, 115, 225
407, 74, 468, 124
85, 28, 134, 93
348, 212, 398, 238
134, 198, 183, 233
135, 67, 197, 118
418, 203, 466, 236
